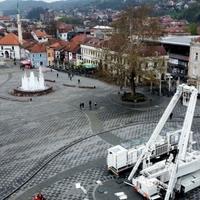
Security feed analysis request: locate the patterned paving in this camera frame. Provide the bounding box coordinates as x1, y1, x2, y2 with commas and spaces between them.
0, 66, 200, 200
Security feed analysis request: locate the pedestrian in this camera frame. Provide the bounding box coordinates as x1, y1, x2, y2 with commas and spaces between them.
89, 100, 92, 109
82, 102, 84, 109
51, 69, 52, 72
94, 102, 97, 108
78, 79, 80, 85
33, 193, 45, 200
57, 73, 59, 78
169, 112, 173, 120
70, 76, 72, 81
80, 103, 82, 110
180, 95, 183, 105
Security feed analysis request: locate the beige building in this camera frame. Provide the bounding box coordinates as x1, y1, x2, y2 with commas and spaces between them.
188, 38, 200, 92
46, 47, 54, 66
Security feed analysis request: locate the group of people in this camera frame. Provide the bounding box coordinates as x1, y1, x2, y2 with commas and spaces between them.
80, 100, 97, 110
55, 71, 76, 82
33, 193, 46, 200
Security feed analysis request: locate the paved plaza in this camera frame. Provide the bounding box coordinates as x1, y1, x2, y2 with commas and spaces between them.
1, 64, 200, 200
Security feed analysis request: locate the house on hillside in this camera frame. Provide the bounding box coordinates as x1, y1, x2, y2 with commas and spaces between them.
0, 32, 22, 59
31, 30, 49, 43
56, 22, 75, 41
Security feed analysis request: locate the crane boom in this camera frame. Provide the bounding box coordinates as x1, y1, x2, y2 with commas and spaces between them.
128, 86, 182, 181
164, 87, 198, 200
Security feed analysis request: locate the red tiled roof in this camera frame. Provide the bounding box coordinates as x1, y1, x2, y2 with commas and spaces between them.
85, 38, 104, 48
29, 43, 46, 53
0, 16, 11, 21
72, 34, 88, 42
0, 33, 20, 45
49, 40, 69, 50
33, 30, 48, 37
57, 22, 73, 33
23, 40, 37, 49
67, 34, 90, 53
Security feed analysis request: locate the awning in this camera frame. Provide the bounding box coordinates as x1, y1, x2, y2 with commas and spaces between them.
82, 63, 96, 69
21, 60, 31, 65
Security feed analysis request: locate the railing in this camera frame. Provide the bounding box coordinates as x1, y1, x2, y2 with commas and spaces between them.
169, 53, 189, 61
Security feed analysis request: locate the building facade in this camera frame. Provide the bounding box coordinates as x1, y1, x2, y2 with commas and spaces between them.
0, 33, 21, 59
28, 43, 47, 67
188, 39, 200, 92
31, 30, 49, 43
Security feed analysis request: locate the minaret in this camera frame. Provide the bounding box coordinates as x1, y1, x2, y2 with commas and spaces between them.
17, 0, 23, 45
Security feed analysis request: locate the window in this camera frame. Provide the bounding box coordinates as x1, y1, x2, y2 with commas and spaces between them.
40, 61, 43, 66
40, 54, 42, 57
48, 53, 51, 57
1, 46, 3, 50
195, 53, 198, 61
12, 46, 14, 50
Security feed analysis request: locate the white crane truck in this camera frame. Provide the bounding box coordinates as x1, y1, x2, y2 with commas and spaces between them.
107, 84, 200, 200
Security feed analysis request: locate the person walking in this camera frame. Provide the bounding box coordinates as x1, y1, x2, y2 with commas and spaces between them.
78, 79, 80, 85
94, 102, 97, 108
57, 73, 59, 78
82, 102, 84, 109
89, 100, 92, 109
80, 103, 82, 110
169, 112, 173, 120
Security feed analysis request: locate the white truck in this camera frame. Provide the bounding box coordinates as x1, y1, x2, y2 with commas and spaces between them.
128, 84, 200, 200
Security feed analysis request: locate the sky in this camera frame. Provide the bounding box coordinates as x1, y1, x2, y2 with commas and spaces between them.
0, 0, 64, 2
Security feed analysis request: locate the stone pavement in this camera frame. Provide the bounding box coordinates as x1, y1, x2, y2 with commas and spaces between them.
0, 66, 200, 200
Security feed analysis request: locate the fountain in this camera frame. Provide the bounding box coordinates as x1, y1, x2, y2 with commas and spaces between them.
13, 67, 53, 96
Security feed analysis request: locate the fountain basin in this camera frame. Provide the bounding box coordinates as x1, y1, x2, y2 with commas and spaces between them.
12, 67, 54, 97
13, 86, 53, 97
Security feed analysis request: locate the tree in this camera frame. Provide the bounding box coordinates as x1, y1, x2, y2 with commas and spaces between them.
103, 6, 162, 95
27, 7, 45, 20
45, 20, 57, 37
189, 23, 198, 35
59, 16, 82, 25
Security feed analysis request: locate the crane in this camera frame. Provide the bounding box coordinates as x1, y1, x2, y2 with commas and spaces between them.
128, 84, 199, 200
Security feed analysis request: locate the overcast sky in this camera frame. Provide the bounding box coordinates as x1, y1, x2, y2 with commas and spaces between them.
0, 0, 64, 2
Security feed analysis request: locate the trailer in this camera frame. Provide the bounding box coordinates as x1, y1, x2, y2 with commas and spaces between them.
107, 132, 180, 175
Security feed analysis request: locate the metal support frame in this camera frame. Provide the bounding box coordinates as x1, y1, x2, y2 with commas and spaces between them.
128, 84, 198, 200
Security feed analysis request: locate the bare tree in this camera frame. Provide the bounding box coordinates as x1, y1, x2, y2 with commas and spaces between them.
103, 5, 163, 95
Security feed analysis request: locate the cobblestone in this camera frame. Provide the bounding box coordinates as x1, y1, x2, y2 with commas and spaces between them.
1, 66, 200, 200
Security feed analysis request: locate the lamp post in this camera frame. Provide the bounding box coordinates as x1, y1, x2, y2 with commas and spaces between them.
158, 73, 162, 96
166, 73, 173, 93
